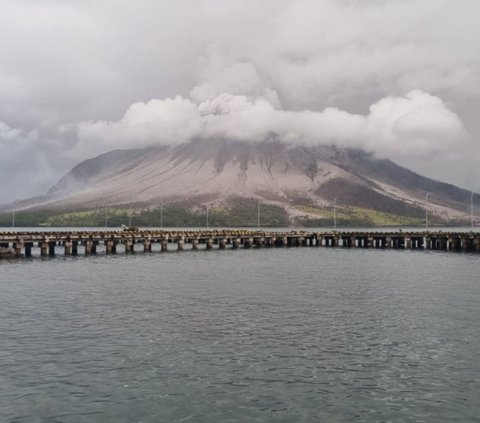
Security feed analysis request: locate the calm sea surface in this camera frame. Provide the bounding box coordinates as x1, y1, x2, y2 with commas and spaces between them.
1, 245, 480, 422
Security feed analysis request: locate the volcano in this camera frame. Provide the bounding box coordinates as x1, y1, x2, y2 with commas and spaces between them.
10, 139, 477, 224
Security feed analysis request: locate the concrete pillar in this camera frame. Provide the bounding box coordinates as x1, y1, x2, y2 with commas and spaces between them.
177, 237, 184, 251
405, 237, 412, 249
191, 238, 199, 250
384, 237, 391, 248
454, 237, 461, 251
106, 240, 115, 254
24, 242, 32, 257
48, 241, 56, 256
206, 238, 213, 250
84, 240, 92, 256
40, 242, 48, 257
243, 237, 252, 248
447, 237, 453, 251
72, 241, 78, 256
282, 236, 288, 247
254, 237, 263, 248
474, 236, 480, 252
448, 237, 461, 251
424, 236, 431, 249
161, 238, 168, 252
219, 238, 226, 249
232, 238, 239, 249
124, 239, 134, 254
64, 240, 72, 256
144, 240, 151, 252
14, 241, 23, 258
438, 238, 444, 250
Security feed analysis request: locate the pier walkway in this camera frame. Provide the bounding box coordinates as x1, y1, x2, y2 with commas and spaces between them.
1, 229, 480, 259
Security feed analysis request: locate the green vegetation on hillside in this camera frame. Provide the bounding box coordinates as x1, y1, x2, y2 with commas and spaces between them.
0, 200, 462, 228
0, 200, 289, 228
293, 205, 445, 227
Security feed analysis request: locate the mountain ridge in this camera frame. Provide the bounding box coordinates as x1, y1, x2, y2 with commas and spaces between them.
4, 139, 478, 225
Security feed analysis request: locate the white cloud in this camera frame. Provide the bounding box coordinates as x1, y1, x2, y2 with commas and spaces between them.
1, 0, 479, 201
77, 89, 466, 161
0, 122, 21, 142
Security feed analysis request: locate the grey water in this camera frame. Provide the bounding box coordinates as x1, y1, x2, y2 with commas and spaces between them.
1, 247, 480, 422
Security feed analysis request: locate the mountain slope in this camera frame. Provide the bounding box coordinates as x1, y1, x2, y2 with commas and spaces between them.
18, 139, 477, 222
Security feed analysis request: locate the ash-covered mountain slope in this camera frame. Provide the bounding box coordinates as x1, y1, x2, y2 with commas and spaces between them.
41, 139, 474, 220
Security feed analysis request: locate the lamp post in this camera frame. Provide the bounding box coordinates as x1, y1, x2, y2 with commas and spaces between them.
12, 200, 17, 228
257, 201, 261, 229
471, 192, 475, 228
333, 197, 338, 229
425, 193, 429, 229
129, 192, 133, 227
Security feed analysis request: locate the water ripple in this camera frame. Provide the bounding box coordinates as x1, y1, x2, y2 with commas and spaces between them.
1, 248, 480, 422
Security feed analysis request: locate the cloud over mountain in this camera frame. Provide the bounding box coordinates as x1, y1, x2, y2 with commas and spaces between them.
77, 89, 465, 160
0, 0, 479, 202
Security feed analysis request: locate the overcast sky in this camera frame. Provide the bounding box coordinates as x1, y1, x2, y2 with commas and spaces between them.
1, 0, 479, 203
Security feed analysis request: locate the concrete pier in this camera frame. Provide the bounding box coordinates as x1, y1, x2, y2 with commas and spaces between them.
206, 238, 213, 250
192, 237, 199, 250
161, 238, 168, 252
1, 229, 479, 260
177, 237, 184, 251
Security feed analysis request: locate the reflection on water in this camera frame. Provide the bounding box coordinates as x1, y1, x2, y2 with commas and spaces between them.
1, 248, 479, 422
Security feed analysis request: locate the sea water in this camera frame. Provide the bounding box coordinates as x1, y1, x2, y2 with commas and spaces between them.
1, 244, 479, 422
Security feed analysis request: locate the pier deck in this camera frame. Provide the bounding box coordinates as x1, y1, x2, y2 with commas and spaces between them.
1, 229, 479, 258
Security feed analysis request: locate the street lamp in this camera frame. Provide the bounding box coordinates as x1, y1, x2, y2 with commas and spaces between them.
129, 191, 133, 227
257, 201, 261, 229
333, 197, 338, 229
471, 192, 475, 228
12, 200, 17, 228
425, 193, 429, 229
